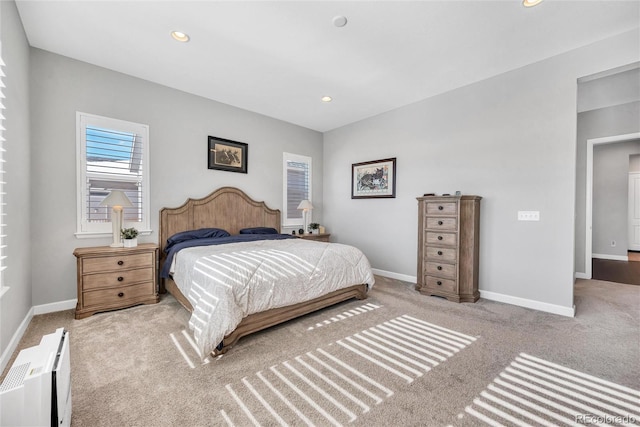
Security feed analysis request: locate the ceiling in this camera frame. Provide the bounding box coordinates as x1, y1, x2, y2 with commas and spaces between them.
15, 1, 640, 132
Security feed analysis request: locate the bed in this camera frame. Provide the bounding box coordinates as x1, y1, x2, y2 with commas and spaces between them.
159, 187, 374, 356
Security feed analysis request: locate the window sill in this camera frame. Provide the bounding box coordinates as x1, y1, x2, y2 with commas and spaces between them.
74, 229, 153, 239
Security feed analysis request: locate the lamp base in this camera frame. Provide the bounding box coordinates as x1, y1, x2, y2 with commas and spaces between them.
110, 243, 124, 248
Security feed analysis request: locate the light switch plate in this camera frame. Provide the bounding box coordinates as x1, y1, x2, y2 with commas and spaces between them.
518, 211, 540, 221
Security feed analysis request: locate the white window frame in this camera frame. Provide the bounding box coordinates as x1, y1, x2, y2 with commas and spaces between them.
282, 152, 312, 227
76, 112, 151, 237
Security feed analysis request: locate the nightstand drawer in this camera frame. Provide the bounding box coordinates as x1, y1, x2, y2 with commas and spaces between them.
83, 282, 155, 308
83, 267, 153, 291
426, 202, 457, 215
425, 261, 456, 279
425, 276, 457, 294
82, 253, 153, 274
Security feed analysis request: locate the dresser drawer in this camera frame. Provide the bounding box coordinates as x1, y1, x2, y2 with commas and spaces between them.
426, 202, 457, 215
82, 253, 153, 274
83, 282, 155, 308
425, 232, 457, 246
425, 276, 457, 294
426, 246, 457, 262
426, 261, 456, 279
83, 267, 154, 291
425, 217, 457, 231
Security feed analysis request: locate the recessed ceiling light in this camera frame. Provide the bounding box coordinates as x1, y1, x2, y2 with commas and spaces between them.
522, 0, 543, 7
332, 16, 348, 28
321, 96, 332, 103
171, 31, 190, 42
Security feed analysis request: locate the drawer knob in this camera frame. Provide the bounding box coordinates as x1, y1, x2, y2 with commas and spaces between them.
117, 276, 124, 282
437, 265, 443, 270
437, 236, 443, 241
438, 205, 443, 210
438, 220, 443, 225
117, 260, 124, 266
118, 292, 124, 297
437, 281, 442, 286
437, 251, 443, 256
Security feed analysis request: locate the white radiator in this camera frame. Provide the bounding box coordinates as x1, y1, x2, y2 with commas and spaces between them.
0, 328, 72, 426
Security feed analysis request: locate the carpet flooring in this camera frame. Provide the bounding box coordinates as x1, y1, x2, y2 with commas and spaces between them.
2, 276, 639, 426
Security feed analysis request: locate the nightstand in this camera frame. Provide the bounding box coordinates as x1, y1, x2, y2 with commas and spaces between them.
298, 233, 331, 242
73, 243, 159, 319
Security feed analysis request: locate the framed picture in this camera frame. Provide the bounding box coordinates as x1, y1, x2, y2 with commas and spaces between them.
208, 136, 248, 173
351, 157, 396, 199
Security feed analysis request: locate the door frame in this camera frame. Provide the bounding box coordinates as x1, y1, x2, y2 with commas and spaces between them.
629, 172, 640, 251
585, 132, 640, 278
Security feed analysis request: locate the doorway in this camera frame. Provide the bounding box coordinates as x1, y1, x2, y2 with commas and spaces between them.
586, 133, 640, 282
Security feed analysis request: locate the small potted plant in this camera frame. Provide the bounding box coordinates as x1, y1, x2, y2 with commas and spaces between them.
121, 227, 139, 248
308, 223, 320, 234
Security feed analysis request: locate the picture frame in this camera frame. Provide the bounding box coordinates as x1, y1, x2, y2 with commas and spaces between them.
351, 157, 396, 199
208, 136, 248, 173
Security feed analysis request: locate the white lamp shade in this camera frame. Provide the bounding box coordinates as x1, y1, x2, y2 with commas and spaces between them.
99, 190, 133, 208
297, 200, 314, 210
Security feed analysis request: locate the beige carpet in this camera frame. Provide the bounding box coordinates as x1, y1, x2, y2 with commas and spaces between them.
2, 276, 639, 426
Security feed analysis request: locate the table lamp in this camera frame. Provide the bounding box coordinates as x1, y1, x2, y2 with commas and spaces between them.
297, 199, 314, 234
99, 190, 133, 247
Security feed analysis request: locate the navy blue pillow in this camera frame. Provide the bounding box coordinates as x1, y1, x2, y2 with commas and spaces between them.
239, 227, 278, 235
166, 228, 230, 247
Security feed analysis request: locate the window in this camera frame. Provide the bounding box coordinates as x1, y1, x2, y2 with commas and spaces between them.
76, 112, 150, 236
0, 45, 6, 295
282, 152, 312, 227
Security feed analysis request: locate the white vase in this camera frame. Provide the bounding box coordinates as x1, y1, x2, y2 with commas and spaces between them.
123, 238, 137, 248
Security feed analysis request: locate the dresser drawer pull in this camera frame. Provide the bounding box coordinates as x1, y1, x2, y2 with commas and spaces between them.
117, 276, 124, 282
438, 220, 443, 225
437, 251, 443, 256
437, 236, 443, 241
117, 260, 124, 266
438, 205, 443, 210
437, 265, 443, 270
118, 292, 124, 297
437, 281, 442, 286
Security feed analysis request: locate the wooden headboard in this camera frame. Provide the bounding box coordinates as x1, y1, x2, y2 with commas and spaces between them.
159, 187, 280, 266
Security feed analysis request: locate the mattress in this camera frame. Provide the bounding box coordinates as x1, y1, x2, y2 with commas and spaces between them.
171, 238, 375, 357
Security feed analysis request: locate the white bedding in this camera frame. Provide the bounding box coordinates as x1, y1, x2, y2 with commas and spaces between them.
172, 238, 375, 357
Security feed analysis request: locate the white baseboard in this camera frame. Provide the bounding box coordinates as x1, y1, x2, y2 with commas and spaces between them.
372, 268, 576, 317
480, 290, 575, 317
575, 272, 589, 280
33, 298, 77, 315
0, 307, 34, 375
592, 253, 628, 262
0, 299, 76, 374
371, 268, 417, 284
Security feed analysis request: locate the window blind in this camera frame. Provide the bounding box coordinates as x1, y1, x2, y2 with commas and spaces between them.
286, 161, 309, 220
0, 47, 6, 280
85, 126, 144, 223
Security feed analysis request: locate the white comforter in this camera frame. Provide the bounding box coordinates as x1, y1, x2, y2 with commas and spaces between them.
172, 238, 375, 357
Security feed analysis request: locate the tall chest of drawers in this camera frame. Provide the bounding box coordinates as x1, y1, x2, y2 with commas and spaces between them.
416, 195, 481, 303
74, 243, 159, 319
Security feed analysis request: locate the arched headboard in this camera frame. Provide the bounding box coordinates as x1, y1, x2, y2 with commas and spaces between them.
159, 187, 280, 268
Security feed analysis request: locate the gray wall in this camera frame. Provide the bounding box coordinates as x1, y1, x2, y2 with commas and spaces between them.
323, 29, 639, 311
0, 1, 32, 367
631, 154, 640, 172
592, 141, 640, 256
29, 48, 323, 306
